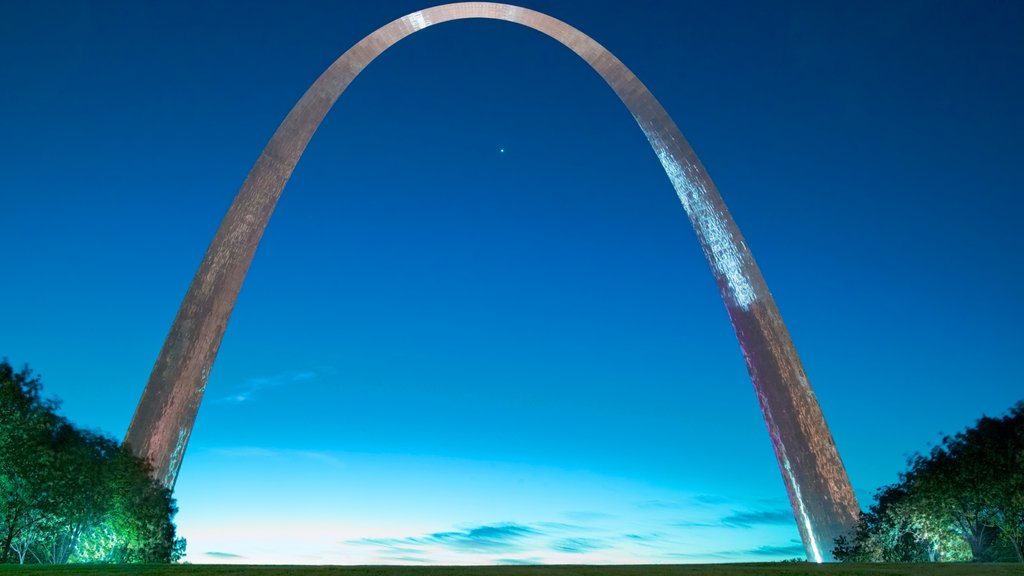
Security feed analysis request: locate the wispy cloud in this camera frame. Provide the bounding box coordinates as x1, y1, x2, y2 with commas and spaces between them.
202, 446, 348, 473
350, 523, 542, 556
206, 446, 345, 468
720, 509, 794, 528
380, 555, 431, 563
635, 499, 687, 510
205, 551, 243, 558
215, 370, 316, 404
664, 551, 731, 561
672, 520, 719, 529
550, 537, 609, 553
534, 521, 593, 533
352, 538, 425, 556
744, 543, 806, 557
562, 510, 614, 521
342, 512, 800, 564
429, 524, 539, 552
692, 494, 730, 506
674, 508, 794, 530
664, 540, 805, 562
621, 532, 666, 548
497, 557, 544, 565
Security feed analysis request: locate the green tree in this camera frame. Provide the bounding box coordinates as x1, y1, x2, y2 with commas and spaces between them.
84, 446, 182, 563
0, 361, 61, 563
37, 426, 116, 564
943, 403, 1024, 561
834, 400, 1023, 563
0, 359, 184, 564
906, 448, 994, 561
832, 484, 939, 562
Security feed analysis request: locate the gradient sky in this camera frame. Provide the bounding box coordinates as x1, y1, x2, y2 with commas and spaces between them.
2, 0, 1023, 565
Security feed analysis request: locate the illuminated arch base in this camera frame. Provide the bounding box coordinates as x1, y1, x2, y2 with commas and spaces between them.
125, 2, 857, 562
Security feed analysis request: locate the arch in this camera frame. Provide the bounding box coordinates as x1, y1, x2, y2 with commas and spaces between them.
125, 3, 857, 562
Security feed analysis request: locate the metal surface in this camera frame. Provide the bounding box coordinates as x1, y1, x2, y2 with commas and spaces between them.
125, 2, 858, 561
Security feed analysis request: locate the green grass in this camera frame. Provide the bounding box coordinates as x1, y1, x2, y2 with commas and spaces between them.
1, 564, 1022, 576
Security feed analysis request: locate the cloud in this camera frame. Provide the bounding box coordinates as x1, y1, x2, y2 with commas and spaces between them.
216, 370, 316, 404
351, 538, 425, 556
673, 508, 794, 531
380, 555, 431, 563
342, 514, 806, 563
634, 499, 687, 510
664, 551, 730, 561
550, 537, 609, 553
534, 521, 593, 533
743, 543, 807, 557
205, 551, 244, 558
720, 509, 794, 528
428, 524, 540, 552
672, 520, 719, 529
622, 532, 665, 546
562, 510, 614, 521
707, 539, 806, 559
692, 494, 730, 506
664, 541, 806, 562
497, 557, 544, 565
207, 446, 345, 468
346, 522, 680, 560
350, 523, 542, 556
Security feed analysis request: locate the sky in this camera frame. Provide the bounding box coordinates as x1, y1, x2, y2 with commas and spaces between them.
2, 0, 1023, 565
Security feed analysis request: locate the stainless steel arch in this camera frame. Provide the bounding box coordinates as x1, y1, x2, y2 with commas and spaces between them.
125, 2, 858, 562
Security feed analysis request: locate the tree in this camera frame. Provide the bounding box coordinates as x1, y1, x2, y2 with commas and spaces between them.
0, 361, 61, 563
950, 403, 1024, 561
0, 359, 185, 564
38, 426, 116, 564
86, 446, 182, 563
832, 484, 940, 562
907, 448, 994, 561
834, 400, 1023, 563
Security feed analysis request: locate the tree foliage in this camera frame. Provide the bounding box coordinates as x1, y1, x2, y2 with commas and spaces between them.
834, 401, 1024, 563
0, 359, 185, 564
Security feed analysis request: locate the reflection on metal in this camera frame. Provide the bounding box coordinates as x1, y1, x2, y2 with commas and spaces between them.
124, 2, 858, 561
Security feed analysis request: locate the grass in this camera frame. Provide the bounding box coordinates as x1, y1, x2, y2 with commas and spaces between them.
1, 564, 1022, 576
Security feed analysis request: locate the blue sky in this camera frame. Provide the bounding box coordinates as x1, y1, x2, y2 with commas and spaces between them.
2, 0, 1022, 565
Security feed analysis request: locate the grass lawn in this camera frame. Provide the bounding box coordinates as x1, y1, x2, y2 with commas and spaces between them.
2, 564, 1022, 576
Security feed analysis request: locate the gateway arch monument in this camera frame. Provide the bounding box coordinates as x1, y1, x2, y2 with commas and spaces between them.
125, 2, 858, 562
